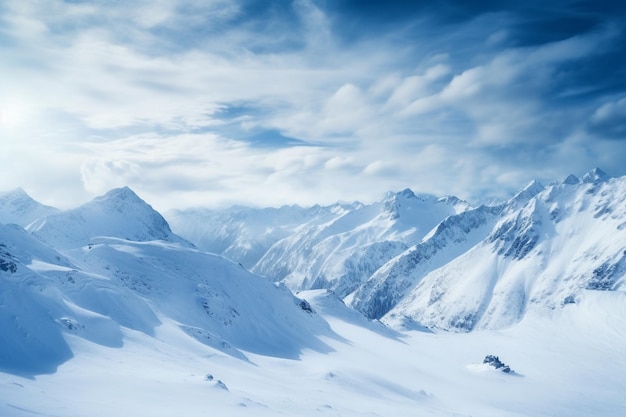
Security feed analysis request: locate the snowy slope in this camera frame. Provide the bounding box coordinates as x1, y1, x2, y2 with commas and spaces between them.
0, 224, 75, 375
252, 190, 470, 297
1, 190, 334, 376
0, 223, 158, 375
0, 237, 333, 375
27, 187, 189, 249
65, 238, 333, 359
347, 204, 505, 319
2, 282, 625, 416
347, 180, 546, 319
0, 188, 59, 227
385, 169, 626, 331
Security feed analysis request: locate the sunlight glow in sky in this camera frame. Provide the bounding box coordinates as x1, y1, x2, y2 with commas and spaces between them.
1, 0, 625, 210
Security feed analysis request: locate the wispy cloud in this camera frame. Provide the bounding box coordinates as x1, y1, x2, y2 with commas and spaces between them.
1, 0, 625, 209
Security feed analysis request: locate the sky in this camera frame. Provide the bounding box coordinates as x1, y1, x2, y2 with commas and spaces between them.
1, 0, 626, 211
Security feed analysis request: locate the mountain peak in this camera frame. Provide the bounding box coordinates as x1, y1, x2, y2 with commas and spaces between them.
27, 187, 189, 249
382, 188, 437, 220
95, 186, 142, 202
509, 180, 544, 208
581, 168, 610, 184
523, 179, 544, 192
0, 188, 59, 227
398, 188, 416, 199
563, 174, 580, 185
1, 187, 29, 199
87, 187, 158, 216
382, 188, 417, 203
0, 188, 44, 207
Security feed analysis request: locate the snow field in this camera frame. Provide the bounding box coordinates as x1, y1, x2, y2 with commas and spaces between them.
2, 289, 625, 417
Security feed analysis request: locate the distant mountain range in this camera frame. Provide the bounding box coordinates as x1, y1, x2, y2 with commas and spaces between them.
1, 167, 624, 377
167, 167, 626, 331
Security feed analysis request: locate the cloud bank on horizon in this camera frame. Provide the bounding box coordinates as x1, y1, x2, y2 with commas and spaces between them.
1, 0, 625, 210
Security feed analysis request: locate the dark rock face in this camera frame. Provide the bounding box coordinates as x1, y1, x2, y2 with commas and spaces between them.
299, 299, 314, 314
0, 244, 17, 273
490, 212, 541, 260
0, 258, 17, 273
483, 355, 512, 373
587, 254, 626, 291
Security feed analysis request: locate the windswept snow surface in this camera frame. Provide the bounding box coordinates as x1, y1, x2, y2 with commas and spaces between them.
0, 235, 334, 375
1, 289, 625, 417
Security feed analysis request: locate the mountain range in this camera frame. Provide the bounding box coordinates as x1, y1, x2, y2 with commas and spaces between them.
1, 167, 625, 416
167, 168, 625, 331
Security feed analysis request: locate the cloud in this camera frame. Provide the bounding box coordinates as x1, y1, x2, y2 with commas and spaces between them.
398, 25, 620, 149
81, 159, 142, 194
316, 84, 372, 136
384, 64, 451, 110
1, 0, 626, 210
74, 132, 345, 209
362, 161, 397, 177
324, 156, 357, 171
1, 0, 337, 132
587, 97, 626, 140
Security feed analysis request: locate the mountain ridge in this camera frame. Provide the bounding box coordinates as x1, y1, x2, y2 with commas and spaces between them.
0, 215, 334, 376
165, 168, 625, 331
383, 170, 625, 331
2, 168, 623, 337
0, 188, 60, 227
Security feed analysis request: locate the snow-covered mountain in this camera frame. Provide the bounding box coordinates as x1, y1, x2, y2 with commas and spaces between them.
1, 188, 332, 376
27, 187, 189, 249
346, 180, 546, 320
166, 203, 356, 268
0, 188, 59, 227
168, 190, 470, 298
169, 168, 626, 333
383, 168, 626, 331
346, 203, 506, 320
253, 190, 470, 297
